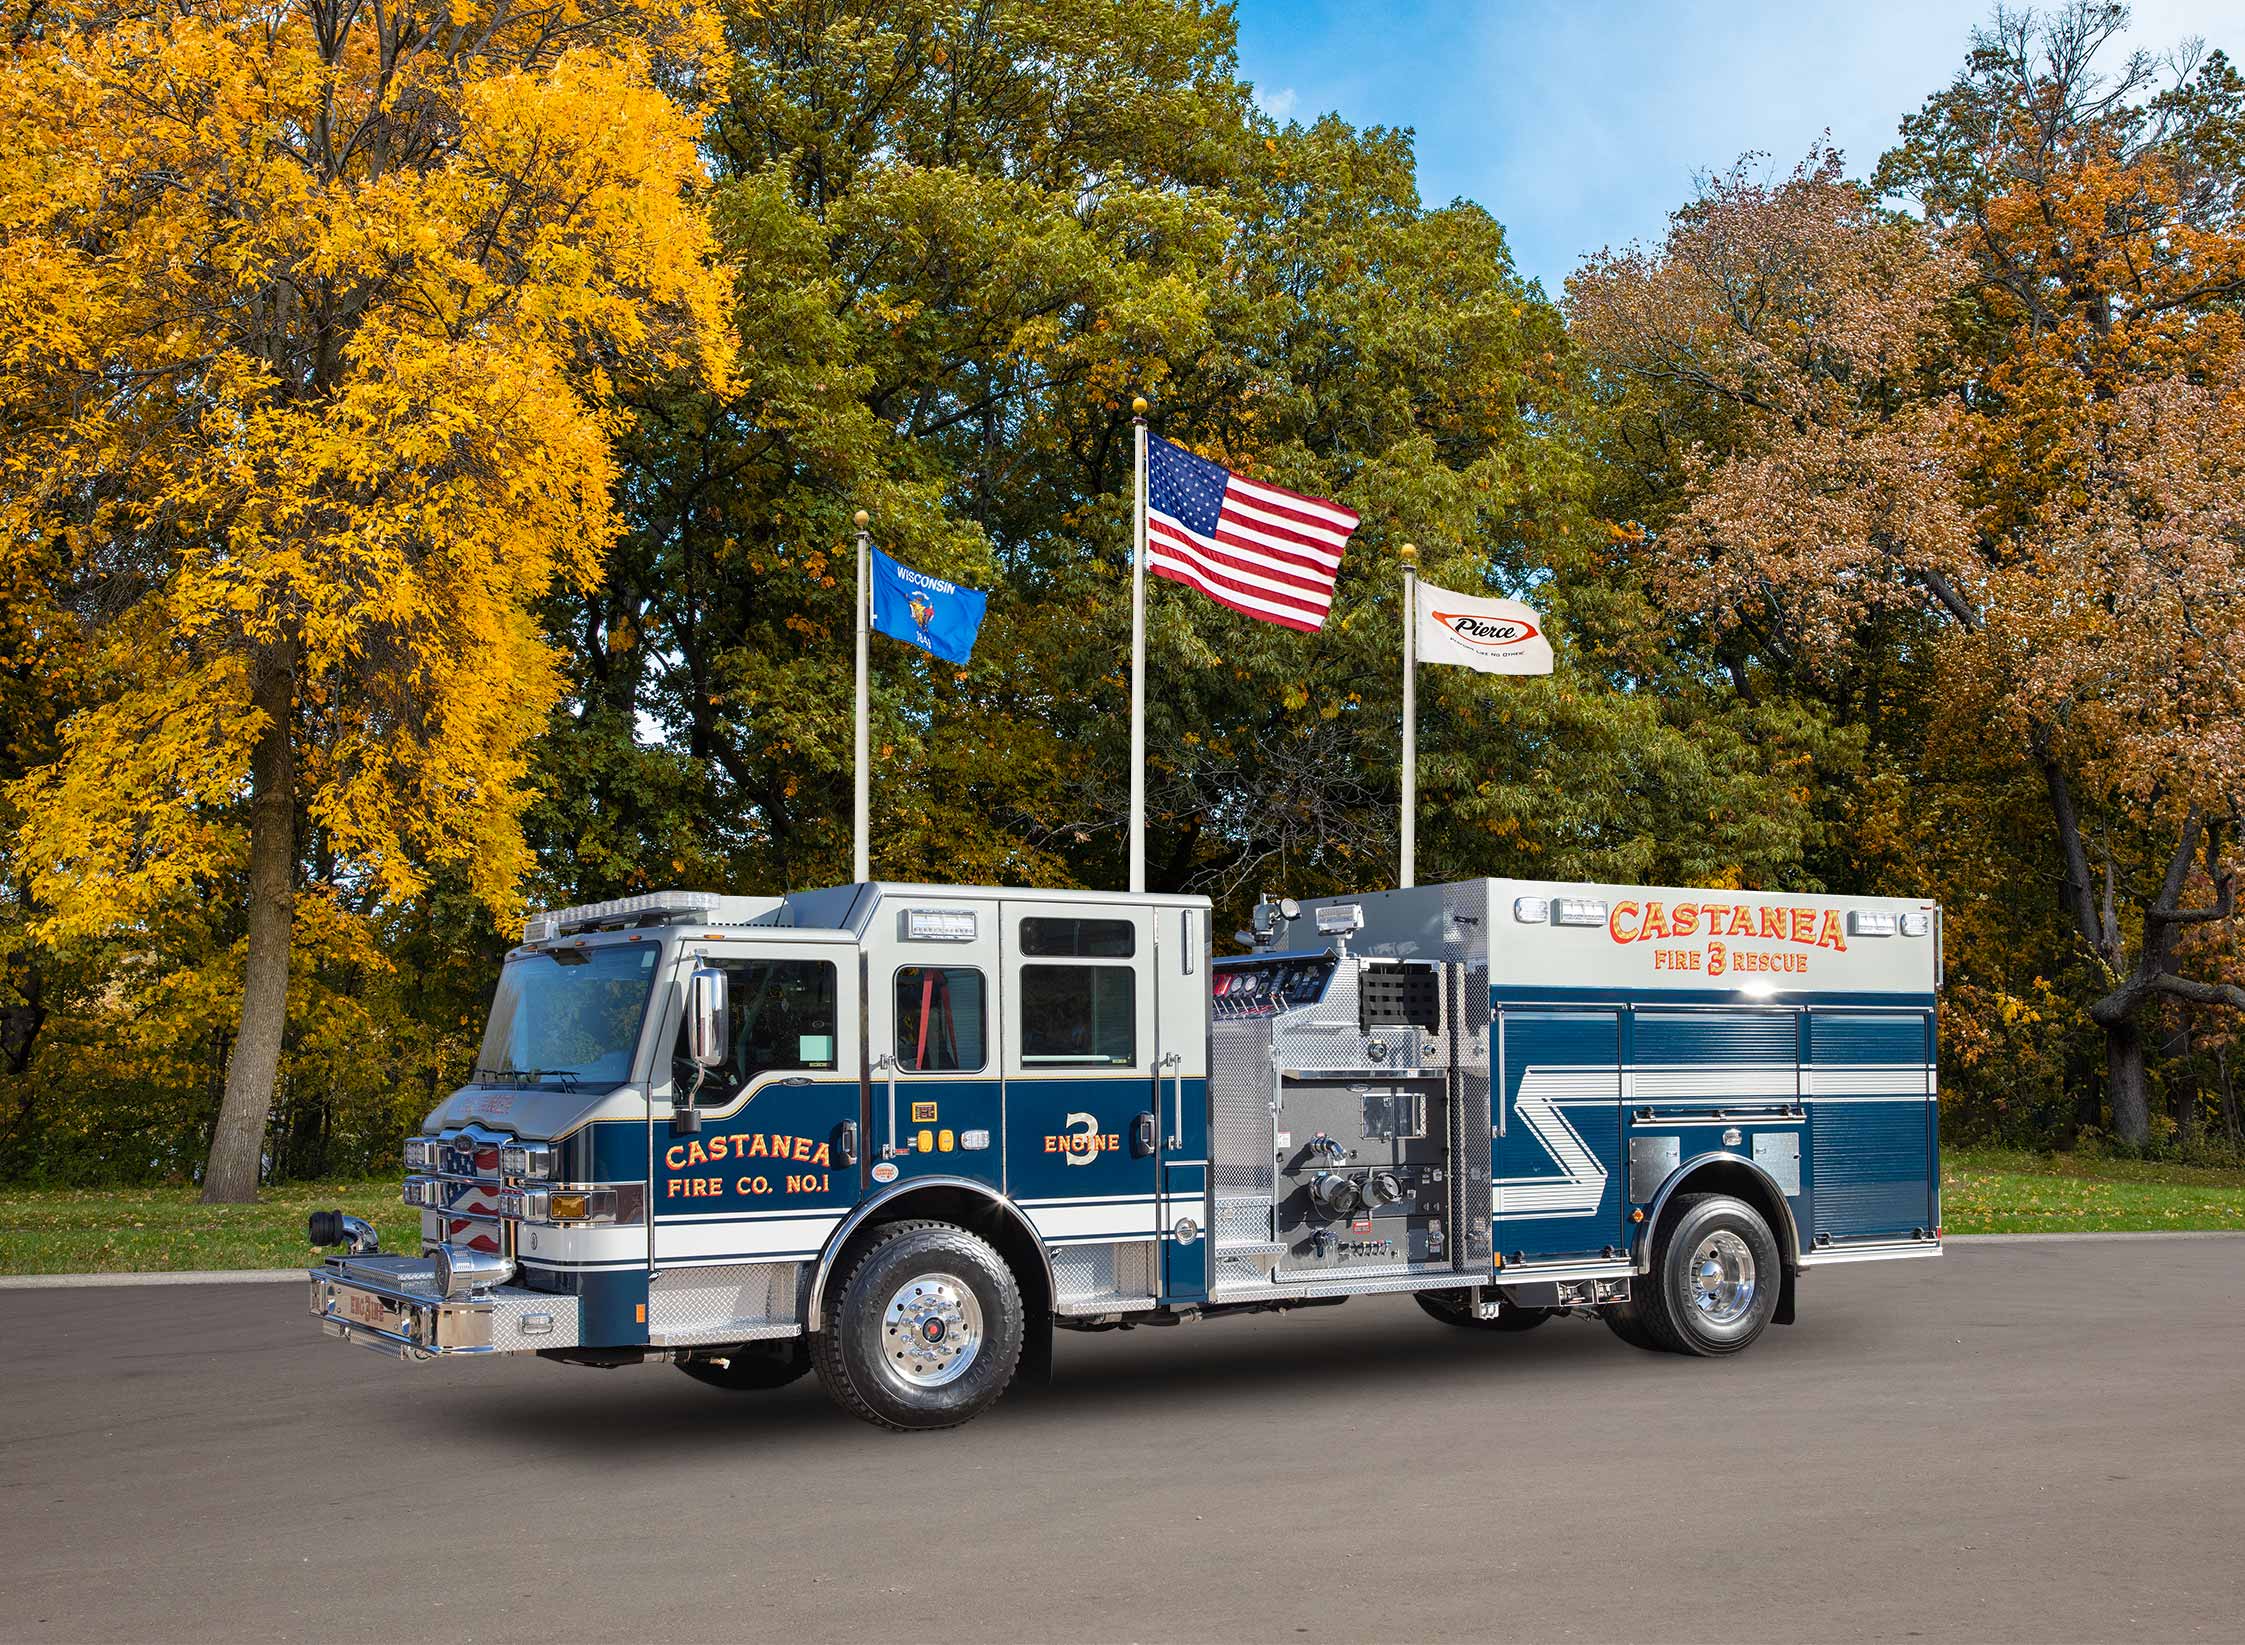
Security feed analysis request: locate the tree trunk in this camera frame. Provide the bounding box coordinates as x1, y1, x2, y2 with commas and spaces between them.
200, 653, 296, 1204
2104, 1017, 2149, 1147
2218, 1046, 2241, 1151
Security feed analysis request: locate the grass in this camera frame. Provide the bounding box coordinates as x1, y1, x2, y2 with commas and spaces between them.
1942, 1146, 2245, 1234
0, 1180, 419, 1276
1, 1148, 2240, 1274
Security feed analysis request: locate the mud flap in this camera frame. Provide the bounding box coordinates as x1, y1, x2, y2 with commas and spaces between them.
1775, 1265, 1797, 1326
1017, 1310, 1056, 1386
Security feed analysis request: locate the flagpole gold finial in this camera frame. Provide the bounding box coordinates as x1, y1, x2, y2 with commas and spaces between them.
853, 509, 869, 529
1399, 541, 1417, 564
1132, 396, 1148, 417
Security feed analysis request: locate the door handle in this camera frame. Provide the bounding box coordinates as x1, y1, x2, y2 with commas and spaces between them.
1132, 1112, 1156, 1158
1159, 1051, 1184, 1148
873, 1055, 899, 1158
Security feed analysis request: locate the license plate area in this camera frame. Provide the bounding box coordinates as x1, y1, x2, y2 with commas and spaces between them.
340, 1286, 409, 1334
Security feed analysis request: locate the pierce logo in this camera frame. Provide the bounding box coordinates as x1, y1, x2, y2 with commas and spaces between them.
1433, 610, 1540, 649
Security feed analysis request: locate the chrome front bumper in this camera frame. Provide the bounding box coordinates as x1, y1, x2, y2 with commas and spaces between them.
308, 1254, 581, 1359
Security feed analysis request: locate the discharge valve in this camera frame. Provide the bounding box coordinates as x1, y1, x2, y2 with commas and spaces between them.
1309, 1170, 1364, 1219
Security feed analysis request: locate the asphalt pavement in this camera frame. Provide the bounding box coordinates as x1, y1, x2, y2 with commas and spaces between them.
3, 1236, 2240, 1643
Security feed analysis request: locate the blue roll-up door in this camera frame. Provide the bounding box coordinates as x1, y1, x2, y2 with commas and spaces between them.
1806, 1012, 1934, 1240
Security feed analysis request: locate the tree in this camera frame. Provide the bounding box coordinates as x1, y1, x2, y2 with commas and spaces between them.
0, 0, 732, 1198
1571, 4, 2245, 1144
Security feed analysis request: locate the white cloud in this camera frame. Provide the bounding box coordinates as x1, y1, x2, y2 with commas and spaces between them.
1261, 84, 1299, 122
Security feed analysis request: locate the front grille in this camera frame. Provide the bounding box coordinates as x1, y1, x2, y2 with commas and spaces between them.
408, 1123, 518, 1254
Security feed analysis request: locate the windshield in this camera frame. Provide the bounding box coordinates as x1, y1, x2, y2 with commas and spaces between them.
475, 944, 662, 1091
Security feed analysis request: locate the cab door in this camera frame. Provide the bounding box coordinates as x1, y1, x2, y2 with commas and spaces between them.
870, 897, 1003, 1192
648, 938, 861, 1269
1001, 903, 1160, 1249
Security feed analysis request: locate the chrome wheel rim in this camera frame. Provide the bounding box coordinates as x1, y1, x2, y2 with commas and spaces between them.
881, 1272, 983, 1388
1689, 1229, 1757, 1326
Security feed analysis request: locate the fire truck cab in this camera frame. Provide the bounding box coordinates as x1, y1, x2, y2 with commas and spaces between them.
309, 877, 1943, 1430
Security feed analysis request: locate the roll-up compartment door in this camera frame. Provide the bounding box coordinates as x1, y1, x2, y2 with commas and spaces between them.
1806, 1012, 1934, 1240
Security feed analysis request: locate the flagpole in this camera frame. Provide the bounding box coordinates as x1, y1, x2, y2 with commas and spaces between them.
1129, 395, 1148, 895
853, 509, 870, 884
1400, 541, 1417, 890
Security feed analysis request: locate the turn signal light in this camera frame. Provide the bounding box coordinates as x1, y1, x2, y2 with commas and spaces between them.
546, 1192, 591, 1222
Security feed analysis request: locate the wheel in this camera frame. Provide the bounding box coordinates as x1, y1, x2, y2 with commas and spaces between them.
1600, 1295, 1659, 1351
813, 1219, 1025, 1431
676, 1339, 811, 1391
1415, 1289, 1552, 1332
1634, 1192, 1782, 1356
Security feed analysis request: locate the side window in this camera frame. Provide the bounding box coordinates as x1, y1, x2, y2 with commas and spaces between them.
673, 957, 837, 1103
1020, 965, 1136, 1066
895, 966, 987, 1072
1019, 917, 1135, 958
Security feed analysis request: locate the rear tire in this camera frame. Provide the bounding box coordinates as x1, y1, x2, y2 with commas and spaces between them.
1635, 1193, 1782, 1357
1415, 1289, 1552, 1332
677, 1340, 811, 1391
813, 1219, 1025, 1431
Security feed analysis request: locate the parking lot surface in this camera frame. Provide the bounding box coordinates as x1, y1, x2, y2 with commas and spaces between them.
3, 1236, 2240, 1642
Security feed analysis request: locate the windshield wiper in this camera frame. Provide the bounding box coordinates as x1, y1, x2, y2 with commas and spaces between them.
475, 1066, 582, 1090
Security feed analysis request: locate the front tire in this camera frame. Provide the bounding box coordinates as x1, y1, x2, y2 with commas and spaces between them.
1635, 1193, 1782, 1356
1601, 1296, 1659, 1351
1415, 1289, 1553, 1332
813, 1219, 1025, 1431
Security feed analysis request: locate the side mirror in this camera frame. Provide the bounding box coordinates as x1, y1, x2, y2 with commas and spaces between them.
688, 966, 728, 1068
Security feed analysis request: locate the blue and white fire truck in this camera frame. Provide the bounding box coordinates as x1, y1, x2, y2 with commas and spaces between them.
309, 877, 1943, 1429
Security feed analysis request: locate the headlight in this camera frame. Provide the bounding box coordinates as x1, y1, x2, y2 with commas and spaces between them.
403, 1137, 434, 1170
498, 1184, 639, 1226
431, 1242, 513, 1300
402, 1176, 437, 1209
500, 1143, 555, 1179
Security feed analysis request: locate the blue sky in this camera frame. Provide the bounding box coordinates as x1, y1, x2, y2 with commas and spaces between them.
1232, 0, 2236, 295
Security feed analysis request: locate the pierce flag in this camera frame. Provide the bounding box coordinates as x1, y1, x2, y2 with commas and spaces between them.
1414, 580, 1553, 675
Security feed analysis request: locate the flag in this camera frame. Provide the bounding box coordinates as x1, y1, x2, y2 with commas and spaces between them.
1414, 580, 1553, 675
1145, 433, 1358, 632
868, 545, 987, 666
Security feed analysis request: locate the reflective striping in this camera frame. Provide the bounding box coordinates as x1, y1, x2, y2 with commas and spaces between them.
1025, 1199, 1162, 1240
1495, 1067, 1616, 1216
1634, 1065, 1797, 1100
652, 1213, 845, 1262
1803, 1063, 1935, 1096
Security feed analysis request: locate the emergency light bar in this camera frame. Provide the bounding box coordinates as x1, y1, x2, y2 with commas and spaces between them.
524, 892, 721, 942
1848, 911, 1898, 937
1551, 897, 1608, 927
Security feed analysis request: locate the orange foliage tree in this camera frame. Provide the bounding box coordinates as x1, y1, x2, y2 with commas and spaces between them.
0, 0, 733, 1197
1572, 4, 2245, 1143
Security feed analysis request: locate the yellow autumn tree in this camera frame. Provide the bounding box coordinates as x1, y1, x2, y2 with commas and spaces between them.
0, 0, 733, 1199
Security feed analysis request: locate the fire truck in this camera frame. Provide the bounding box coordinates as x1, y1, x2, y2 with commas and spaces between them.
309, 878, 1943, 1430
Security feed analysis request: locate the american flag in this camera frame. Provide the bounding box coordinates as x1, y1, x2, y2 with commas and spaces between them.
1145, 434, 1359, 632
